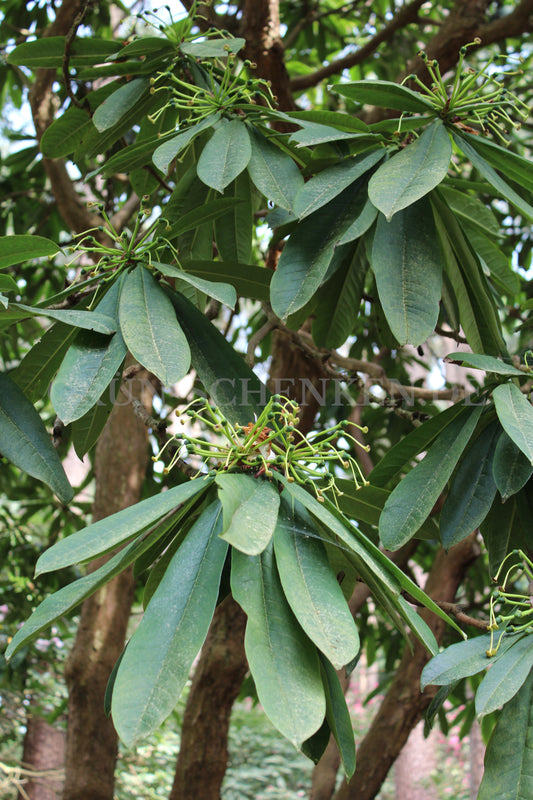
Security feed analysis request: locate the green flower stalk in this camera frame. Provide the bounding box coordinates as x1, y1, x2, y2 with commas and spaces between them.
485, 549, 533, 656
152, 394, 370, 505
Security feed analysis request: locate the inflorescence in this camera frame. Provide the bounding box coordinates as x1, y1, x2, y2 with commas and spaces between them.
486, 549, 533, 657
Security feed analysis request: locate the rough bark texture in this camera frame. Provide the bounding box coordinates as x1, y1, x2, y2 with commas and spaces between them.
62, 371, 153, 800
19, 715, 65, 800
169, 596, 248, 800
333, 533, 480, 800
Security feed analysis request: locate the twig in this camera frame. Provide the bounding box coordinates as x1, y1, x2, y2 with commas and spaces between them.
246, 317, 276, 366
62, 0, 95, 108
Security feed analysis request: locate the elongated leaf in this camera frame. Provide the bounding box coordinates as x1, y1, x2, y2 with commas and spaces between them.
0, 274, 18, 293
371, 198, 442, 346
5, 510, 182, 660
477, 671, 533, 800
0, 373, 73, 504
153, 262, 236, 308
93, 78, 149, 132
493, 383, 533, 466
369, 122, 451, 221
182, 259, 271, 303
333, 80, 435, 113
119, 266, 190, 385
459, 132, 533, 195
288, 109, 369, 132
197, 119, 252, 193
180, 37, 245, 57
7, 37, 119, 68
214, 172, 253, 264
71, 387, 114, 459
293, 149, 383, 219
455, 133, 533, 221
165, 197, 241, 239
36, 478, 212, 575
10, 322, 78, 403
288, 120, 369, 147
379, 404, 483, 550
398, 596, 438, 656
421, 634, 522, 689
440, 422, 499, 550
216, 473, 280, 555
10, 304, 116, 334
493, 432, 533, 501
447, 352, 524, 377
112, 501, 228, 746
273, 494, 359, 669
337, 197, 377, 245
166, 289, 269, 425
438, 185, 500, 236
41, 106, 93, 158
476, 635, 533, 716
319, 655, 356, 777
0, 235, 60, 269
481, 495, 520, 575
231, 543, 326, 747
152, 114, 219, 173
463, 222, 520, 296
247, 128, 304, 211
271, 183, 369, 319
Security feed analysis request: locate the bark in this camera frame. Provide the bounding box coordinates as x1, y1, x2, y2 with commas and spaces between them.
62, 370, 154, 800
333, 533, 481, 800
168, 597, 248, 800
18, 715, 65, 800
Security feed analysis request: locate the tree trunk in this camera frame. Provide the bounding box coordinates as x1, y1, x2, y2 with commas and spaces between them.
18, 714, 65, 800
62, 370, 153, 800
333, 533, 480, 800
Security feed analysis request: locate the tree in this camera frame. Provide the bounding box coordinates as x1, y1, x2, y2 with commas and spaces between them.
1, 1, 532, 799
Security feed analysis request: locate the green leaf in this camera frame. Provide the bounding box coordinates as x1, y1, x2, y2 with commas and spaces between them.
0, 235, 60, 269
197, 120, 252, 193
10, 322, 78, 403
369, 122, 451, 221
446, 352, 525, 377
273, 493, 359, 669
166, 290, 269, 425
181, 259, 271, 303
9, 304, 117, 334
71, 387, 114, 459
493, 432, 533, 501
372, 197, 443, 345
293, 149, 383, 219
454, 133, 533, 221
153, 262, 236, 308
319, 655, 356, 777
41, 107, 93, 158
112, 501, 228, 747
481, 495, 519, 575
462, 223, 520, 296
118, 266, 190, 386
271, 183, 370, 319
214, 171, 253, 264
437, 185, 500, 236
477, 671, 533, 800
180, 37, 246, 58
421, 634, 522, 689
440, 422, 499, 550
152, 114, 220, 173
337, 197, 377, 245
216, 473, 280, 555
459, 132, 533, 195
247, 128, 304, 211
476, 635, 533, 716
36, 478, 212, 575
7, 37, 119, 68
164, 196, 241, 239
493, 383, 533, 466
0, 274, 18, 293
93, 78, 150, 132
0, 373, 73, 504
397, 595, 439, 656
379, 404, 483, 550
288, 109, 369, 132
288, 121, 369, 147
333, 80, 435, 113
231, 543, 326, 747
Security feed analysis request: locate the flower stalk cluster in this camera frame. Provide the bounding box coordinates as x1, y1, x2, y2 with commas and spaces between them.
152, 395, 370, 504
486, 549, 533, 656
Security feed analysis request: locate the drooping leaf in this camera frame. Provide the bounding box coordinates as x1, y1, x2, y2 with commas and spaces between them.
288, 121, 369, 147
181, 259, 271, 303
93, 78, 150, 132
369, 121, 451, 221
71, 386, 114, 459
459, 132, 533, 195
118, 266, 190, 386
152, 114, 220, 173
216, 473, 280, 555
437, 185, 500, 237
153, 262, 236, 308
446, 352, 525, 377
440, 422, 499, 550
475, 635, 533, 716
333, 80, 435, 113
247, 127, 304, 211
477, 671, 533, 800
493, 383, 533, 466
273, 493, 359, 669
197, 119, 252, 193
9, 304, 117, 334
481, 495, 520, 575
36, 478, 212, 575
493, 432, 533, 501
319, 654, 356, 777
379, 404, 484, 550
0, 373, 73, 504
41, 106, 93, 158
10, 322, 78, 403
7, 37, 119, 68
371, 198, 442, 346
231, 543, 326, 748
180, 37, 246, 58
214, 171, 253, 264
111, 501, 228, 747
421, 633, 523, 689
0, 235, 60, 269
165, 197, 242, 239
